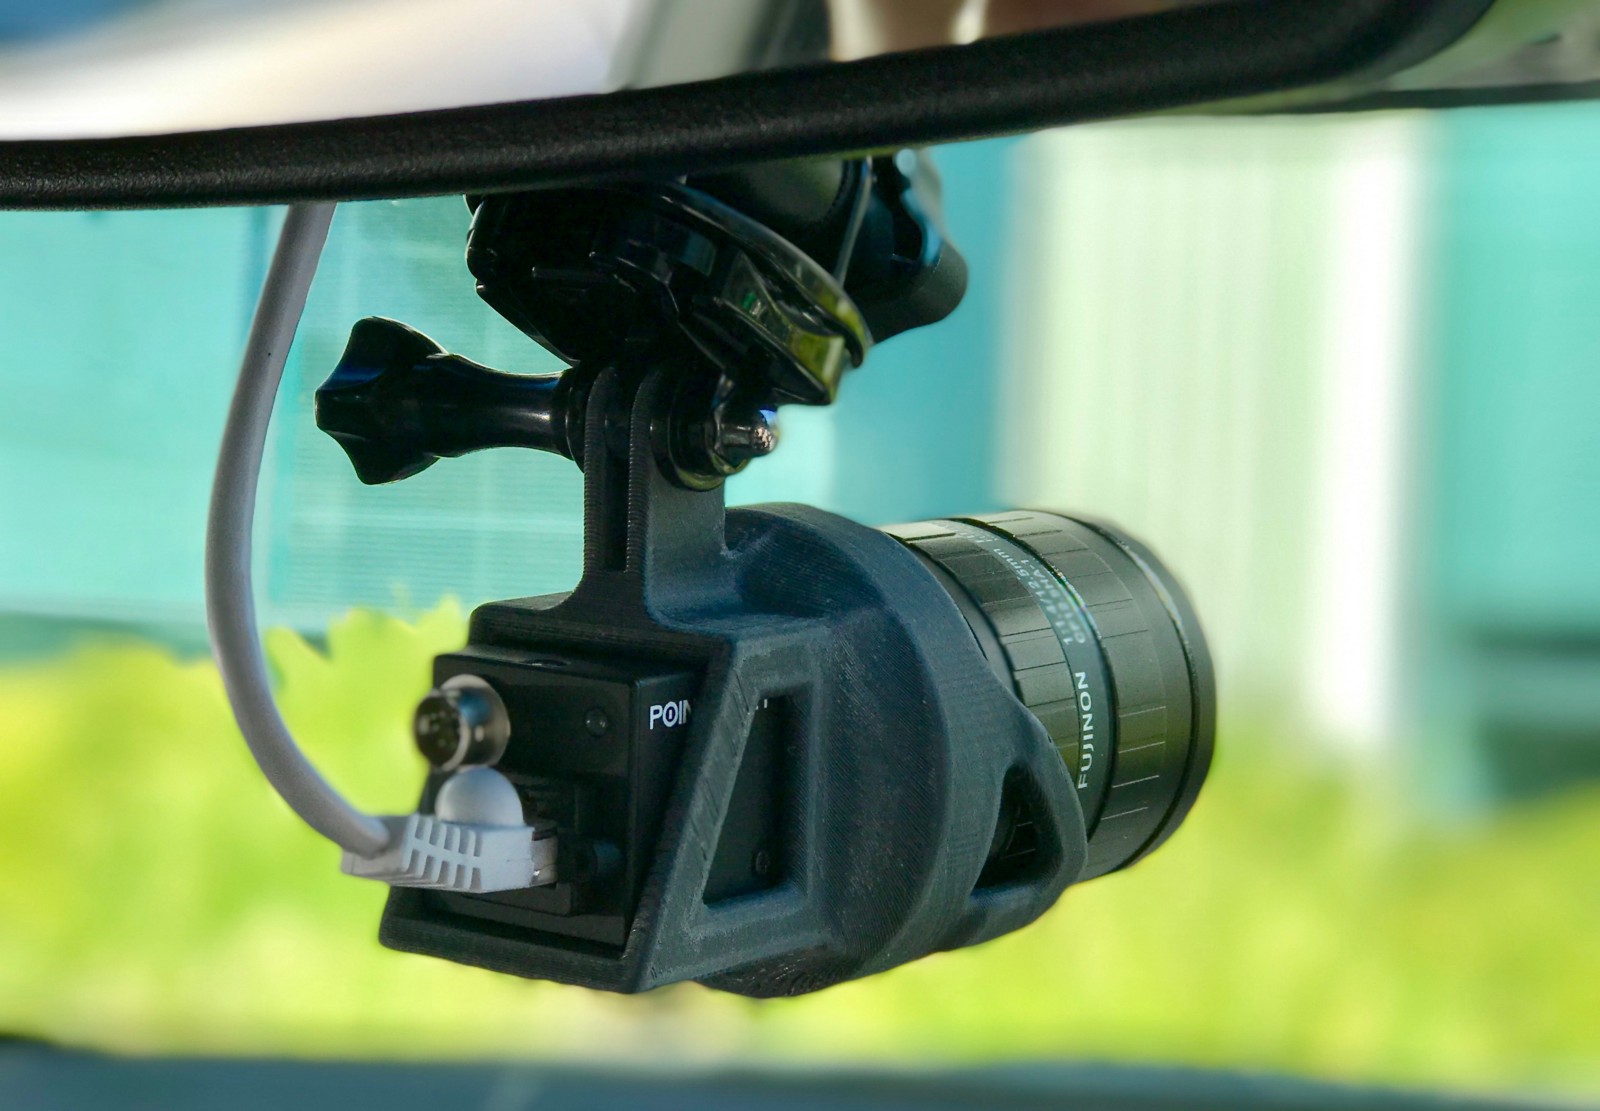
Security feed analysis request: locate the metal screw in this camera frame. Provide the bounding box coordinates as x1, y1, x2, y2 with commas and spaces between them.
714, 408, 779, 467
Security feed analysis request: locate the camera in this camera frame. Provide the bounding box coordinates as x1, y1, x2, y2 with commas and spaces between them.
313, 155, 1214, 996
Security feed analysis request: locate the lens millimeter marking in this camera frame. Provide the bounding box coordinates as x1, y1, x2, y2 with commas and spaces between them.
936, 520, 1116, 827
944, 521, 1093, 647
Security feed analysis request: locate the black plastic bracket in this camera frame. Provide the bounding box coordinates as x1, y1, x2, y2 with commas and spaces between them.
377, 362, 1086, 994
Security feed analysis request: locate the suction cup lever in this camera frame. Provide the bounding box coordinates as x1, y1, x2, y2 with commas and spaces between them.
315, 317, 576, 484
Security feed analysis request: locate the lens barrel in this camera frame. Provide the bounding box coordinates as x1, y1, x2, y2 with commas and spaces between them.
883, 511, 1214, 880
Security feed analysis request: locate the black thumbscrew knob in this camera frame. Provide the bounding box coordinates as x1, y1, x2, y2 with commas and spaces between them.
315, 317, 574, 485
414, 675, 512, 771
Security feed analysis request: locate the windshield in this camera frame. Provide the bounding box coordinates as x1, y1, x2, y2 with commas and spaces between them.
1, 106, 1597, 1103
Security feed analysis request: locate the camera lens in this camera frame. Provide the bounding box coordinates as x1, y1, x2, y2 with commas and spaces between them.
883, 511, 1214, 880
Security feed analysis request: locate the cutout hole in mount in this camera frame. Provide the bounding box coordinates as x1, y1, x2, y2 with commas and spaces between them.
703, 693, 796, 905
975, 768, 1057, 890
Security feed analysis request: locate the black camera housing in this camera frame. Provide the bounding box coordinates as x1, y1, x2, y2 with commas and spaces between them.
379, 369, 1085, 996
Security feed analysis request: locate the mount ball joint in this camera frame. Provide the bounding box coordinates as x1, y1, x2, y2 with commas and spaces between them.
313, 160, 1214, 995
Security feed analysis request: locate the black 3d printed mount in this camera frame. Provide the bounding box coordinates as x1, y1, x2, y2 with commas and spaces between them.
316, 165, 1085, 995
384, 367, 1084, 994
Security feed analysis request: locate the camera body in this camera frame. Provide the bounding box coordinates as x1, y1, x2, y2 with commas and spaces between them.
380, 406, 1081, 996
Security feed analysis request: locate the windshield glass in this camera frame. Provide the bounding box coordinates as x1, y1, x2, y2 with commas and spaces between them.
2, 106, 1597, 1103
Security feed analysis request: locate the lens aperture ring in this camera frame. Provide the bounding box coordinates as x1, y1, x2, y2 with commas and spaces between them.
884, 519, 1117, 834
966, 512, 1201, 879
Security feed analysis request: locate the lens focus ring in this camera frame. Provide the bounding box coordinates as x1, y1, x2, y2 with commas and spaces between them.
885, 511, 1214, 880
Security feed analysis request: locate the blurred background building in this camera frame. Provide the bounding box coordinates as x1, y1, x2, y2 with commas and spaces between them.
1001, 109, 1600, 808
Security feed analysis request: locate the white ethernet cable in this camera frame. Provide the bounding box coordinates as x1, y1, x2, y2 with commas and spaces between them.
204, 203, 554, 894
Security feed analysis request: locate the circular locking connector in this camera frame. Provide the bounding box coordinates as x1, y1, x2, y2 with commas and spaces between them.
413, 674, 511, 771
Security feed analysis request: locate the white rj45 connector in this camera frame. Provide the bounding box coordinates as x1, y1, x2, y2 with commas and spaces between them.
341, 766, 556, 894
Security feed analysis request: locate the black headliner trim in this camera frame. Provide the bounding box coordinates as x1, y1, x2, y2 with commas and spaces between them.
0, 0, 1496, 209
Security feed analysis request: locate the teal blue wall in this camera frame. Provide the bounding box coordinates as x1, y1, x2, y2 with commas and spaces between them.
1418, 103, 1600, 800
1426, 103, 1600, 635
0, 208, 268, 628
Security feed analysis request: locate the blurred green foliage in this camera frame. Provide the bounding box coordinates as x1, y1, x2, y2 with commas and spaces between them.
0, 606, 1596, 1099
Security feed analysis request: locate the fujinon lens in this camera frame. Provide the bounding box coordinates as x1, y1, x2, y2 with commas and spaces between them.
883, 512, 1215, 880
